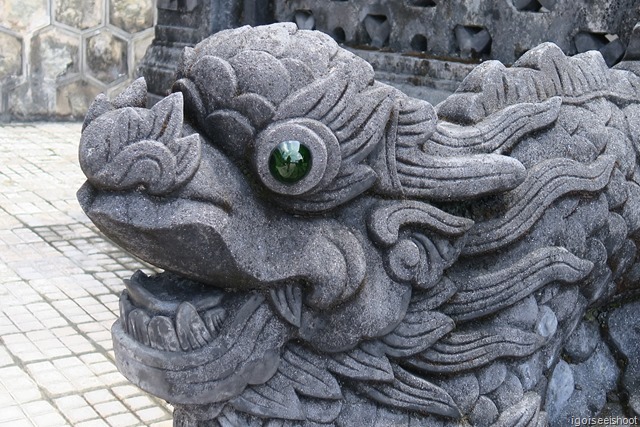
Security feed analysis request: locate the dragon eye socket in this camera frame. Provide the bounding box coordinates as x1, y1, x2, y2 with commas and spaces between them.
254, 119, 339, 196
269, 140, 312, 183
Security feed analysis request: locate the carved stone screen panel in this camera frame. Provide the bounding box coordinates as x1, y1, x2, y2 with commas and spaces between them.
274, 0, 638, 65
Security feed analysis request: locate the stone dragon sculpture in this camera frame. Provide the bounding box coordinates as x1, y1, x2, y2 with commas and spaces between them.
77, 23, 640, 426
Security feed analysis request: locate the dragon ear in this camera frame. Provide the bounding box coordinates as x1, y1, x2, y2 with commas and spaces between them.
368, 200, 473, 290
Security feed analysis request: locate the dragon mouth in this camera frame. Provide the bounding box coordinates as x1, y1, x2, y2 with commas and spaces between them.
112, 271, 292, 405
118, 270, 230, 352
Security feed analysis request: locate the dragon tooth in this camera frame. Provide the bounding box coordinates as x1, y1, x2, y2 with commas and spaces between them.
119, 292, 134, 334
202, 307, 227, 336
128, 309, 151, 346
175, 302, 212, 351
148, 316, 181, 352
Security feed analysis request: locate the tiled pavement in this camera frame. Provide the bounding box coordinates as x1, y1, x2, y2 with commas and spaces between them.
0, 123, 173, 426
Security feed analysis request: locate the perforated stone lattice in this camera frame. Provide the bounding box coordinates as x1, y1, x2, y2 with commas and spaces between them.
273, 0, 639, 64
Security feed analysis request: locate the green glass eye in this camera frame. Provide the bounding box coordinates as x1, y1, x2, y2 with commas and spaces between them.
269, 140, 312, 184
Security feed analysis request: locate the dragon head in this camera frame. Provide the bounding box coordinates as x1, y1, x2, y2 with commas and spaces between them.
78, 23, 640, 426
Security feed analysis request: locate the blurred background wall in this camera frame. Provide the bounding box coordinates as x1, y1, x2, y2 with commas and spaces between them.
0, 0, 156, 121
1, 0, 638, 121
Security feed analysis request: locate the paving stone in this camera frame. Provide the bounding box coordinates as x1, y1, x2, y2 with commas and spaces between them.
26, 362, 75, 396
111, 384, 144, 400
0, 347, 14, 367
93, 400, 128, 417
21, 400, 57, 416
105, 412, 140, 427
75, 420, 109, 427
54, 395, 88, 410
137, 406, 169, 423
123, 394, 154, 410
83, 390, 115, 405
0, 405, 27, 422
30, 412, 68, 427
3, 334, 46, 362
0, 366, 42, 403
0, 123, 173, 425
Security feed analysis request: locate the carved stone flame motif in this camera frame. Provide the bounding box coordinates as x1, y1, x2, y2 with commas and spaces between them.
78, 23, 640, 426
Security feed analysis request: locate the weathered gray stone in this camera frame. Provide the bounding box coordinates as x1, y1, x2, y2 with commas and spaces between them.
597, 401, 639, 427
0, 0, 49, 33
477, 362, 507, 395
624, 23, 640, 61
436, 373, 479, 415
514, 352, 545, 391
56, 79, 102, 118
545, 360, 574, 421
363, 14, 391, 49
488, 295, 539, 330
489, 372, 525, 413
140, 1, 640, 104
0, 0, 159, 121
468, 396, 499, 427
575, 32, 608, 53
109, 0, 154, 34
575, 32, 627, 68
293, 10, 314, 31
30, 27, 79, 80
86, 30, 128, 84
78, 24, 640, 426
454, 25, 491, 59
600, 38, 627, 68
0, 31, 22, 80
608, 301, 640, 416
273, 0, 639, 65
535, 305, 558, 338
549, 343, 620, 426
55, 0, 102, 30
563, 319, 600, 363
8, 81, 53, 117
133, 33, 154, 68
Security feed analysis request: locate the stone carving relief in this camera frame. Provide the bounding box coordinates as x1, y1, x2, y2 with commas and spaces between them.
78, 23, 640, 426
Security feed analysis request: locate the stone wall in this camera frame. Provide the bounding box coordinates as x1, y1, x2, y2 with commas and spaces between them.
0, 0, 157, 121
275, 0, 638, 66
138, 0, 640, 106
